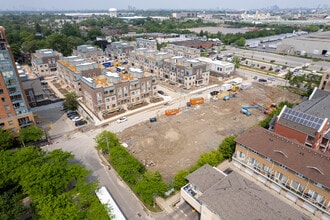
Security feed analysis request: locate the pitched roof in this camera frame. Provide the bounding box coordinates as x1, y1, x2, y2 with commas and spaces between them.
294, 89, 330, 139
235, 126, 330, 189
186, 164, 225, 193
295, 94, 330, 120
199, 171, 311, 220
309, 87, 330, 100
277, 106, 327, 136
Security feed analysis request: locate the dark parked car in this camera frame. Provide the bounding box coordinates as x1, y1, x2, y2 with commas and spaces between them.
260, 66, 266, 69
149, 117, 157, 123
270, 60, 275, 63
75, 120, 87, 127
210, 91, 219, 96
66, 110, 77, 117
258, 78, 267, 82
157, 90, 165, 95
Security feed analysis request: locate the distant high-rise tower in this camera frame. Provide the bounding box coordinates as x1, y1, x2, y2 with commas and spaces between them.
108, 8, 117, 18
0, 26, 35, 132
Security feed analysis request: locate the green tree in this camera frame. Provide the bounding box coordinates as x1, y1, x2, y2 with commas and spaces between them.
0, 129, 14, 150
65, 92, 79, 110
172, 169, 189, 190
86, 28, 103, 41
134, 171, 168, 206
197, 150, 223, 167
235, 37, 246, 47
0, 188, 28, 220
94, 131, 120, 153
19, 126, 43, 145
0, 147, 109, 220
218, 135, 237, 159
109, 146, 145, 185
232, 56, 241, 70
61, 22, 81, 37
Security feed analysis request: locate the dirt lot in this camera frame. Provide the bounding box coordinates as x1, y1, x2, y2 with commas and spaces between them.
117, 83, 301, 182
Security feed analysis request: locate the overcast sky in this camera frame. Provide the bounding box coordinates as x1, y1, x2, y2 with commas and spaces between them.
2, 0, 329, 11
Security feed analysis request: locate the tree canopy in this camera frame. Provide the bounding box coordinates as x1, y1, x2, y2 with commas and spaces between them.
65, 92, 79, 110
0, 147, 109, 219
19, 125, 43, 145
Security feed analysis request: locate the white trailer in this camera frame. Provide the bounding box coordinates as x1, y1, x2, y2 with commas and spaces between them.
220, 83, 232, 92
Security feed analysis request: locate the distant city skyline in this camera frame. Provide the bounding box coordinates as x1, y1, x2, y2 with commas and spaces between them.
1, 0, 329, 11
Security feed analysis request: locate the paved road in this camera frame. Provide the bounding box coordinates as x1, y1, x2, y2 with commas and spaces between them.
226, 47, 330, 72
44, 130, 156, 220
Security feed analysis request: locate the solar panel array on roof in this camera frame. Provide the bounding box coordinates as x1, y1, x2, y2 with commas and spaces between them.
281, 108, 324, 130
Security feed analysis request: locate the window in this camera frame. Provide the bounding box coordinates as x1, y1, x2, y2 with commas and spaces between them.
1, 97, 6, 102
275, 172, 287, 184
8, 120, 13, 125
0, 89, 3, 94
237, 151, 245, 159
291, 180, 304, 192
248, 157, 258, 166
262, 164, 270, 172
4, 105, 10, 110
308, 190, 323, 202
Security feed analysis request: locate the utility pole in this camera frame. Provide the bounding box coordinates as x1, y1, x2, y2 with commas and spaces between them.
106, 136, 109, 154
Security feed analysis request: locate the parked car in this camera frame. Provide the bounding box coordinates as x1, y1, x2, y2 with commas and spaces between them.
117, 117, 127, 123
260, 66, 266, 69
210, 91, 219, 96
75, 120, 87, 127
68, 113, 79, 119
270, 60, 275, 63
258, 78, 267, 82
72, 116, 83, 122
67, 111, 78, 117
157, 90, 165, 95
149, 117, 157, 123
66, 110, 76, 115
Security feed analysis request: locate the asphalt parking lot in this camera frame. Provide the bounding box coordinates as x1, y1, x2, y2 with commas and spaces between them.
32, 102, 80, 139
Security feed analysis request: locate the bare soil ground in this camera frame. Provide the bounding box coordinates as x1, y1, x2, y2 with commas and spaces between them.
117, 83, 301, 182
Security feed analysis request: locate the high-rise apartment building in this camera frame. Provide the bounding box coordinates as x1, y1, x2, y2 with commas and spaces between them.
0, 26, 35, 132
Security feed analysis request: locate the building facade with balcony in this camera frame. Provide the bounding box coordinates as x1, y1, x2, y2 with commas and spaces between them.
161, 56, 209, 89
233, 126, 330, 219
0, 26, 35, 132
135, 38, 157, 50
128, 48, 170, 76
31, 49, 62, 77
161, 44, 201, 59
80, 67, 157, 116
56, 56, 103, 96
180, 164, 311, 220
72, 45, 107, 64
105, 42, 134, 61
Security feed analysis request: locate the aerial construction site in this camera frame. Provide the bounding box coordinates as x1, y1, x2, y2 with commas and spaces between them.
117, 82, 301, 182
